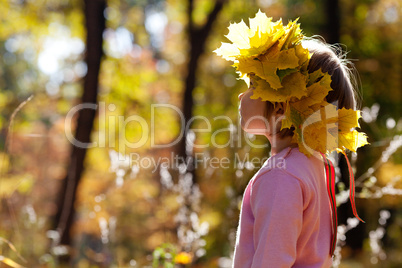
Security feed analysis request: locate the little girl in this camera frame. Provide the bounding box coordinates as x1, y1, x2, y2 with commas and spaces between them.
215, 11, 368, 267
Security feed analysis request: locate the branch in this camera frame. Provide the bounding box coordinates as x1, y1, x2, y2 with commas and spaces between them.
199, 0, 226, 36
188, 0, 194, 32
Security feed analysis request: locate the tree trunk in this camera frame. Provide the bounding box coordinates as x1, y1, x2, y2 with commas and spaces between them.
177, 0, 226, 175
53, 0, 106, 253
326, 0, 340, 44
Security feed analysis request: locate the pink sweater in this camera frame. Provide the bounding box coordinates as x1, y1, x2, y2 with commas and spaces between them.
233, 147, 333, 268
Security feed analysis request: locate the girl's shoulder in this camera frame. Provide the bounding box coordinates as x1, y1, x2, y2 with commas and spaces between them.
250, 146, 324, 191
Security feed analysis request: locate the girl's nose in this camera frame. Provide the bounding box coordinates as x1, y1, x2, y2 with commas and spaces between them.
238, 92, 245, 100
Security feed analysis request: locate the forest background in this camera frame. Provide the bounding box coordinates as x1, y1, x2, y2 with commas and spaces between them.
0, 0, 401, 267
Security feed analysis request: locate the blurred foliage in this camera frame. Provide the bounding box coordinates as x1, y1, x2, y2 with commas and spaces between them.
0, 0, 401, 267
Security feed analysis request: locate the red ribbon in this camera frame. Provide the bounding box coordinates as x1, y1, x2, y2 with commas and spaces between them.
321, 153, 338, 256
342, 151, 365, 223
321, 152, 364, 257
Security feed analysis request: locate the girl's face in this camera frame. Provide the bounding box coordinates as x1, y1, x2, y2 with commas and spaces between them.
238, 82, 270, 135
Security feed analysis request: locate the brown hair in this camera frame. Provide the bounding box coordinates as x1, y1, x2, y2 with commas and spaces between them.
265, 37, 361, 138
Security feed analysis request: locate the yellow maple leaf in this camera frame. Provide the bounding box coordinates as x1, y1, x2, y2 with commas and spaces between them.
249, 9, 274, 34
236, 44, 303, 90
295, 42, 311, 66
281, 97, 315, 131
337, 108, 361, 131
250, 72, 307, 102
296, 111, 341, 155
318, 105, 368, 153
278, 19, 300, 50
247, 11, 284, 57
300, 122, 329, 155
299, 103, 368, 154
277, 48, 300, 70
225, 19, 252, 50
214, 10, 286, 60
214, 20, 250, 61
213, 42, 241, 61
283, 99, 369, 155
281, 72, 307, 97
235, 44, 283, 89
250, 76, 286, 102
338, 130, 369, 152
291, 72, 332, 114
298, 109, 324, 152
